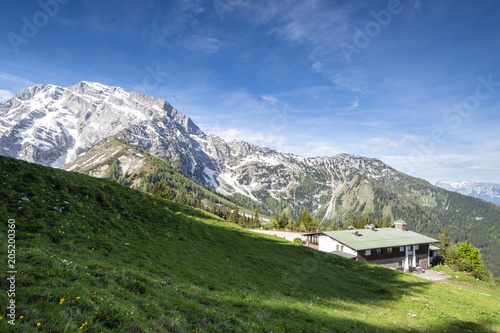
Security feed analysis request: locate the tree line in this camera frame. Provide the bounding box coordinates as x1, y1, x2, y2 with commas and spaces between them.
436, 228, 497, 283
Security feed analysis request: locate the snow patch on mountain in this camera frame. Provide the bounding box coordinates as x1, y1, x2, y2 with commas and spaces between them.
436, 180, 500, 205
1, 81, 398, 217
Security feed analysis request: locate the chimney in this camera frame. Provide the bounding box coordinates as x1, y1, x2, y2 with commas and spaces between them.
394, 221, 407, 231
368, 224, 375, 232
348, 225, 355, 230
351, 229, 359, 237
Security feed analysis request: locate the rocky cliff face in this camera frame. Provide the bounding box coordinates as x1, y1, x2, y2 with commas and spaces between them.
0, 81, 214, 178
0, 81, 395, 218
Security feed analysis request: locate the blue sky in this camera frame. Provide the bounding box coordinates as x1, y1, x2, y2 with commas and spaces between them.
1, 0, 500, 184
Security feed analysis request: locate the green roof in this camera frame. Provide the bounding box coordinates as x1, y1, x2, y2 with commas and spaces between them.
321, 228, 438, 251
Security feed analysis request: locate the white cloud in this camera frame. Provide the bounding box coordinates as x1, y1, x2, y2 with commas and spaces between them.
181, 36, 222, 54
204, 125, 343, 158
343, 99, 359, 113
0, 72, 34, 91
261, 1, 371, 90
364, 134, 427, 152
282, 141, 344, 158
380, 152, 500, 184
170, 87, 295, 136
206, 126, 288, 150
0, 73, 34, 102
0, 89, 14, 103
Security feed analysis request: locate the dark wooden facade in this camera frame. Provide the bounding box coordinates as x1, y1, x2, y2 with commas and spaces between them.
357, 244, 429, 263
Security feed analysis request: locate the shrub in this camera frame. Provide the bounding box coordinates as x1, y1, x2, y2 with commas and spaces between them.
455, 258, 475, 273
293, 237, 303, 244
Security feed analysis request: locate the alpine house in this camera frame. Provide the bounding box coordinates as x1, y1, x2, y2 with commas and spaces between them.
303, 221, 439, 272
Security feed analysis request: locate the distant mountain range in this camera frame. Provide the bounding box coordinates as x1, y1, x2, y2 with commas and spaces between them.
2, 81, 500, 276
436, 180, 500, 206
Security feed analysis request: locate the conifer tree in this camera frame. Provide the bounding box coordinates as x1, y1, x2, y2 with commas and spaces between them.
349, 215, 356, 228
195, 197, 203, 209
152, 181, 164, 198
152, 180, 172, 200
298, 210, 316, 231
178, 190, 188, 205
279, 212, 288, 229
438, 228, 455, 264
252, 210, 260, 228
164, 186, 172, 200
238, 213, 247, 226
230, 204, 240, 224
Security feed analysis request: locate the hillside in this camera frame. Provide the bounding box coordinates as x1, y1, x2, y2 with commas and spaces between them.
63, 138, 500, 276
2, 81, 500, 275
60, 138, 255, 217
1, 156, 499, 332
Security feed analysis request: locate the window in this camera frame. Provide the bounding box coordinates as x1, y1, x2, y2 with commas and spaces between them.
376, 248, 382, 255
336, 244, 340, 251
400, 246, 404, 252
415, 245, 420, 250
308, 235, 318, 245
365, 249, 371, 255
387, 247, 393, 254
341, 245, 344, 252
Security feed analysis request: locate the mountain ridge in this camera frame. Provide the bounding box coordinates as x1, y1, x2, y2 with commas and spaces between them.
2, 81, 500, 275
0, 81, 395, 219
436, 180, 500, 206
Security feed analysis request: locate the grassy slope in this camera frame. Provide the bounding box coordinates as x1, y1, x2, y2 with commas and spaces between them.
63, 139, 500, 276
63, 138, 268, 219
0, 156, 499, 333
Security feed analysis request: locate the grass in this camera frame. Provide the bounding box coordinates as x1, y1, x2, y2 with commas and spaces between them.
0, 155, 499, 332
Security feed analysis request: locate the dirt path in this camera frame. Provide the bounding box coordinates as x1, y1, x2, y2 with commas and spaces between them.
412, 269, 451, 281
248, 229, 305, 242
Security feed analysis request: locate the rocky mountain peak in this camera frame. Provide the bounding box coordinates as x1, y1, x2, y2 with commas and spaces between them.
0, 81, 204, 167
1, 80, 397, 217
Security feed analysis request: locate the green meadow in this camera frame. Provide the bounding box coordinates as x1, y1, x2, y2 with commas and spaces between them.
0, 155, 499, 332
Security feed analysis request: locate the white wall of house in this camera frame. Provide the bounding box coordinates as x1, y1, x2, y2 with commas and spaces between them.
318, 235, 357, 256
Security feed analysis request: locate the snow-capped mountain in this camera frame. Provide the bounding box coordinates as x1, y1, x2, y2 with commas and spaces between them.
4, 81, 500, 276
0, 81, 395, 219
435, 180, 500, 206
0, 81, 208, 172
